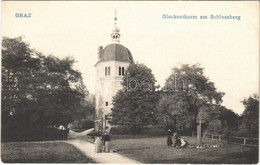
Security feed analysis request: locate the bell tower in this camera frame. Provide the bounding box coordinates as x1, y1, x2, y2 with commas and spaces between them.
94, 10, 134, 132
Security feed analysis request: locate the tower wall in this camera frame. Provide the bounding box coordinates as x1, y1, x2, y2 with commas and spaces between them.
94, 12, 133, 131
95, 61, 130, 131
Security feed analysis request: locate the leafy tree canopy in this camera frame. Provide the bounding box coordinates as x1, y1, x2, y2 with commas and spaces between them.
2, 36, 90, 141
111, 63, 159, 133
157, 64, 225, 133
237, 94, 259, 137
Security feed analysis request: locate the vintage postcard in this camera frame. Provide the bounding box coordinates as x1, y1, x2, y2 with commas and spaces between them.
1, 1, 259, 164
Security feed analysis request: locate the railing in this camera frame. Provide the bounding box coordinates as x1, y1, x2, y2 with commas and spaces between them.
204, 134, 223, 141
192, 132, 258, 147
192, 132, 223, 141
228, 136, 258, 147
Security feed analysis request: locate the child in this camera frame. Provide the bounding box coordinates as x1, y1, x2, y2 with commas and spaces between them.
173, 133, 189, 148
172, 132, 180, 147
179, 138, 189, 148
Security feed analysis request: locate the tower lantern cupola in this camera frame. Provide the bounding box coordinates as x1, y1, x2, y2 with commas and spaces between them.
111, 9, 120, 43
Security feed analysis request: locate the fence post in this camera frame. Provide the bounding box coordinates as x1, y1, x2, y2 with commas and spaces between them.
243, 138, 246, 145
212, 135, 213, 140
219, 135, 221, 140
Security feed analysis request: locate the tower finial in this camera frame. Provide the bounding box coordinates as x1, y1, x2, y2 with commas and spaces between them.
114, 9, 117, 22
111, 9, 120, 43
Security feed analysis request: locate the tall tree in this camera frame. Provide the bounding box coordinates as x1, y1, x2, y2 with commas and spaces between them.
2, 36, 88, 141
111, 63, 159, 133
157, 64, 225, 134
237, 94, 259, 138
68, 94, 96, 130
203, 105, 239, 138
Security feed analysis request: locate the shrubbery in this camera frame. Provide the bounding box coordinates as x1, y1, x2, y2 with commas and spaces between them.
110, 126, 132, 135
2, 127, 68, 142
68, 119, 94, 131
110, 126, 167, 136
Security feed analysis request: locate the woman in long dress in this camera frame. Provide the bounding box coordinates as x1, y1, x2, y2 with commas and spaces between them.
103, 132, 110, 152
95, 131, 103, 153
167, 129, 173, 146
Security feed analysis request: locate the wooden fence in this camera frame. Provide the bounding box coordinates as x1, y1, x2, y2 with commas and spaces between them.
204, 134, 223, 141
228, 136, 258, 147
192, 132, 258, 147
192, 132, 223, 141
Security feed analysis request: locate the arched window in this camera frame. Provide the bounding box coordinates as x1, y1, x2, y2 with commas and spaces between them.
119, 66, 121, 76
108, 67, 111, 76
122, 67, 125, 75
105, 67, 107, 76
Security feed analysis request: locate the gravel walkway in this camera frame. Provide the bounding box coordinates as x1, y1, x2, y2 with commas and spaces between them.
66, 139, 141, 164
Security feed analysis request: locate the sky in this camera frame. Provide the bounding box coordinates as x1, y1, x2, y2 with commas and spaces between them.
2, 1, 259, 115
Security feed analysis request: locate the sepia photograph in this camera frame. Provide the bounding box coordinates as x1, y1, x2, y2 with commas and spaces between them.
1, 1, 259, 164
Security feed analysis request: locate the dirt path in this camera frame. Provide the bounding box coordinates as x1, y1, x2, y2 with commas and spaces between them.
68, 128, 94, 138
66, 139, 141, 164
67, 128, 141, 164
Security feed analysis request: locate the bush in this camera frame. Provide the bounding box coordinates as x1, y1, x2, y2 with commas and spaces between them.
204, 119, 223, 134
68, 119, 94, 130
222, 128, 231, 140
110, 126, 167, 136
140, 126, 167, 136
110, 126, 132, 135
1, 127, 68, 142
178, 127, 193, 136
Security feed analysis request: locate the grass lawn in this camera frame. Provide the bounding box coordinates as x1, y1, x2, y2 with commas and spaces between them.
107, 135, 258, 164
1, 141, 95, 163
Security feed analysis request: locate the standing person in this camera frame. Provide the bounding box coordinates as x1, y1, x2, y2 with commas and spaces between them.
103, 132, 110, 153
62, 127, 67, 140
167, 129, 173, 146
95, 130, 103, 153
60, 125, 66, 140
